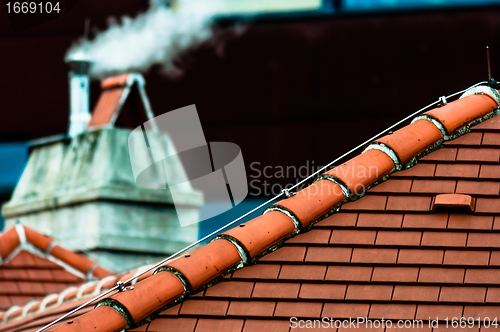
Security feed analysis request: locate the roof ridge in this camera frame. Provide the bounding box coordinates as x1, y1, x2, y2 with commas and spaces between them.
43, 86, 500, 331
0, 223, 111, 279
0, 263, 155, 325
0, 223, 114, 323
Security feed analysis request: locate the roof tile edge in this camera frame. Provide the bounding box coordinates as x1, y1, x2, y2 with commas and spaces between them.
0, 267, 151, 324
45, 87, 500, 332
0, 224, 113, 323
0, 224, 113, 278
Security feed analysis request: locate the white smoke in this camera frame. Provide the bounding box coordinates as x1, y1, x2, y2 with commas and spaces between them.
66, 0, 222, 78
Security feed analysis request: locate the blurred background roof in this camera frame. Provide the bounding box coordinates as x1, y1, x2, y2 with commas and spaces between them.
1, 0, 500, 227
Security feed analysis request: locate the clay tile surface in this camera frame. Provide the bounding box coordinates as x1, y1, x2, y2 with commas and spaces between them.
17, 90, 500, 331
0, 224, 112, 326
86, 73, 152, 130
86, 82, 128, 129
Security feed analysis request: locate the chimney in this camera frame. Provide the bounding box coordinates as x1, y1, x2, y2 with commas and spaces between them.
67, 58, 91, 137
2, 73, 203, 272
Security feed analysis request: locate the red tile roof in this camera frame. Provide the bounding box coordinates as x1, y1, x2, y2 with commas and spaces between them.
0, 224, 112, 324
0, 265, 159, 331
14, 86, 500, 331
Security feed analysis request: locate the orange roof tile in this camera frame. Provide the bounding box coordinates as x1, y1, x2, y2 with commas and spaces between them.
16, 85, 500, 331
86, 73, 156, 130
0, 263, 156, 329
0, 224, 113, 324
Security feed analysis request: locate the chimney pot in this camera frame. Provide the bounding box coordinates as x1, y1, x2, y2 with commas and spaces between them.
67, 59, 92, 137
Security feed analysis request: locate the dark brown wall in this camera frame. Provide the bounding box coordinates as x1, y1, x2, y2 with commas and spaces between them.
1, 2, 500, 193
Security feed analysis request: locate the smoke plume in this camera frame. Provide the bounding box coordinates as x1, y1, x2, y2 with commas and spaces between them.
66, 0, 221, 78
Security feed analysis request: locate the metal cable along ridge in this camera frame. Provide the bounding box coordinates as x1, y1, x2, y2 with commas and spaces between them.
37, 80, 490, 332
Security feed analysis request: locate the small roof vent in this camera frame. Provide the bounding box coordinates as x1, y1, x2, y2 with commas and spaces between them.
432, 194, 475, 213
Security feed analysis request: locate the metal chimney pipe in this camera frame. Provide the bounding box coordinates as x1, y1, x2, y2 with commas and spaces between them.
67, 59, 91, 137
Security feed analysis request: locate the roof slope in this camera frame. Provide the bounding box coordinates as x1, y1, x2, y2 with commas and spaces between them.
140, 115, 500, 332
0, 263, 158, 332
0, 224, 112, 324
32, 86, 500, 332
0, 250, 82, 311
